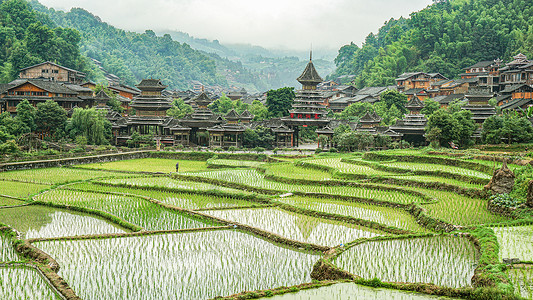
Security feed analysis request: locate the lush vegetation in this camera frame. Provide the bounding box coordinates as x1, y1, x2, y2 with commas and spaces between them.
0, 0, 93, 82
331, 0, 533, 87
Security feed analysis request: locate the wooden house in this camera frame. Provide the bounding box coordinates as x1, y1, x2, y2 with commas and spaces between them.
18, 61, 86, 84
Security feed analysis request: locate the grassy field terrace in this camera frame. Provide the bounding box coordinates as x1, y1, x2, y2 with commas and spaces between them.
0, 149, 531, 299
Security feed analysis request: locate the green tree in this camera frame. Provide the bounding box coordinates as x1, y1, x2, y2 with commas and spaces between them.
248, 100, 268, 121
167, 98, 194, 118
421, 99, 440, 117
266, 87, 295, 118
208, 94, 233, 115
66, 108, 111, 145
243, 126, 275, 149
380, 90, 408, 114
425, 109, 457, 147
35, 100, 67, 139
15, 99, 36, 134
337, 102, 373, 121
452, 110, 476, 147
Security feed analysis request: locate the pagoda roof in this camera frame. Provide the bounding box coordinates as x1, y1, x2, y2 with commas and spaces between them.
371, 111, 382, 122
359, 111, 379, 123
193, 92, 212, 105
297, 58, 323, 86
239, 109, 254, 120
225, 109, 240, 120
136, 79, 167, 91
406, 96, 425, 110
94, 90, 111, 100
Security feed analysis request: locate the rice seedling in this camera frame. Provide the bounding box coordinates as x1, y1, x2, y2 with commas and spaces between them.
264, 163, 333, 181
305, 158, 393, 177
507, 267, 533, 299
209, 159, 264, 168
492, 225, 533, 262
0, 267, 62, 299
35, 189, 216, 230
79, 158, 207, 173
68, 182, 258, 210
0, 181, 50, 199
35, 230, 320, 300
334, 236, 479, 288
384, 174, 484, 189
381, 161, 492, 180
0, 205, 127, 239
0, 196, 25, 206
182, 169, 422, 204
0, 234, 18, 262
417, 189, 509, 225
278, 196, 432, 233
203, 207, 384, 247
0, 168, 126, 185
268, 282, 448, 299
100, 176, 250, 194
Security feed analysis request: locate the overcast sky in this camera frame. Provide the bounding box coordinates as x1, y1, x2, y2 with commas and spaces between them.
39, 0, 432, 51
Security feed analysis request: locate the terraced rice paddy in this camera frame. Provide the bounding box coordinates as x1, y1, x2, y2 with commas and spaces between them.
0, 205, 127, 239
380, 161, 492, 180
80, 158, 207, 173
268, 282, 456, 299
418, 189, 510, 225
0, 234, 18, 262
0, 196, 25, 207
334, 236, 479, 288
67, 182, 259, 210
35, 189, 216, 230
203, 207, 384, 247
183, 169, 422, 204
35, 230, 319, 300
0, 267, 62, 300
278, 196, 431, 233
209, 159, 264, 168
263, 163, 332, 180
100, 176, 251, 194
508, 267, 533, 299
492, 225, 533, 261
305, 158, 393, 177
0, 167, 125, 184
0, 150, 526, 298
0, 180, 50, 199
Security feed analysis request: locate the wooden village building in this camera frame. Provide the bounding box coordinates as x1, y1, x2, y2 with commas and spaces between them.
18, 61, 86, 84
280, 55, 331, 147
390, 97, 427, 145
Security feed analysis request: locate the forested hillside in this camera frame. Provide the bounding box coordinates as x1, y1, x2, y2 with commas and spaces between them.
28, 0, 334, 91
29, 0, 228, 90
0, 0, 98, 82
331, 0, 533, 87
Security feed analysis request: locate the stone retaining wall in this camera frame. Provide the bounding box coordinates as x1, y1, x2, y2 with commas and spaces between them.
0, 151, 151, 172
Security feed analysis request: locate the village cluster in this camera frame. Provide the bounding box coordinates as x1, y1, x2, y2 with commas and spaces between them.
1, 53, 532, 149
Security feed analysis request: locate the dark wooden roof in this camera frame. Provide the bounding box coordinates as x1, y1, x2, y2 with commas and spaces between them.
8, 79, 78, 95
225, 109, 239, 120
297, 60, 323, 86
136, 79, 167, 91
406, 96, 425, 110
19, 61, 86, 75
